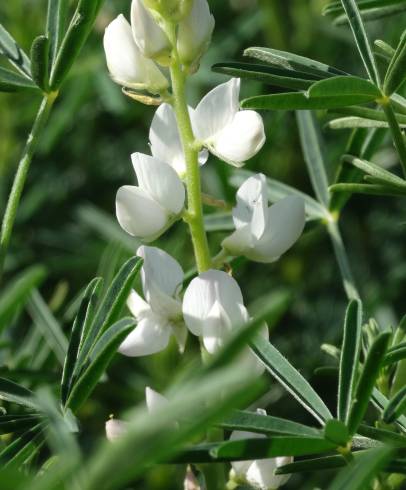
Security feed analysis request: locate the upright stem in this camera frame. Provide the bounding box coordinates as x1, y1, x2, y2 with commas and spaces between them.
381, 99, 406, 178
0, 92, 57, 280
169, 59, 211, 272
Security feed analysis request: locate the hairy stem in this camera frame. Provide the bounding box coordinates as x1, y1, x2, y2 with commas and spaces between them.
0, 92, 58, 280
169, 59, 211, 272
381, 100, 406, 178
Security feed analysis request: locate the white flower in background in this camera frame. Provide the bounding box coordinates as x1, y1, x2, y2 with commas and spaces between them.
105, 417, 128, 441
149, 103, 208, 176
131, 0, 171, 62
145, 386, 169, 412
222, 174, 305, 263
119, 246, 186, 356
177, 0, 215, 67
182, 269, 266, 374
230, 410, 292, 490
191, 78, 265, 167
103, 14, 169, 93
116, 153, 185, 241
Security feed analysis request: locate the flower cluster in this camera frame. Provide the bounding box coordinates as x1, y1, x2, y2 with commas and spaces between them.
103, 1, 305, 488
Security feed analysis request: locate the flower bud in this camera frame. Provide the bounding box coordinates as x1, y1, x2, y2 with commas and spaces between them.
143, 0, 192, 21
177, 0, 215, 67
131, 0, 171, 63
103, 14, 169, 93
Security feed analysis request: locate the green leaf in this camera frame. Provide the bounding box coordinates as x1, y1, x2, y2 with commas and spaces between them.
66, 317, 135, 412
324, 419, 350, 446
219, 410, 321, 437
347, 331, 391, 435
308, 76, 381, 102
327, 446, 393, 490
212, 62, 316, 90
276, 453, 346, 474
229, 169, 327, 221
338, 299, 362, 422
338, 0, 381, 85
327, 116, 398, 129
0, 378, 39, 410
0, 424, 43, 467
50, 0, 104, 89
0, 416, 41, 435
384, 30, 406, 95
74, 257, 142, 377
384, 342, 406, 366
0, 265, 46, 333
330, 183, 406, 197
358, 423, 406, 446
30, 36, 50, 92
296, 110, 330, 207
0, 67, 38, 93
46, 0, 69, 64
0, 23, 31, 78
372, 388, 406, 431
331, 105, 406, 125
250, 336, 332, 424
326, 1, 406, 25
244, 47, 347, 79
61, 277, 103, 406
383, 386, 406, 423
27, 290, 68, 366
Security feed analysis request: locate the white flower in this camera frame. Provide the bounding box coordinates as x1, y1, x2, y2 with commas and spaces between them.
116, 153, 185, 241
231, 409, 292, 490
191, 78, 265, 166
222, 173, 305, 263
177, 0, 215, 67
105, 418, 128, 441
182, 269, 266, 374
119, 246, 187, 356
131, 0, 171, 62
149, 103, 208, 176
145, 386, 169, 412
103, 14, 169, 93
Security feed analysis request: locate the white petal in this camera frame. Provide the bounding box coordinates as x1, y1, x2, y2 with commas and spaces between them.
131, 0, 170, 59
116, 185, 167, 239
230, 429, 264, 477
145, 386, 169, 413
221, 225, 253, 257
127, 289, 151, 319
131, 153, 185, 215
246, 457, 293, 489
182, 270, 244, 337
118, 316, 170, 356
192, 78, 240, 142
251, 196, 305, 263
233, 173, 268, 230
137, 246, 183, 317
212, 110, 265, 165
103, 14, 168, 92
202, 300, 233, 354
105, 418, 128, 441
177, 0, 215, 65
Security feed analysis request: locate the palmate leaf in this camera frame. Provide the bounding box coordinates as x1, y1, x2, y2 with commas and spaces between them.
0, 415, 41, 435
384, 342, 406, 365
325, 1, 406, 25
0, 67, 38, 93
0, 424, 44, 467
330, 183, 406, 197
0, 23, 31, 78
338, 299, 362, 422
324, 0, 406, 16
384, 29, 406, 95
382, 386, 406, 423
250, 336, 332, 424
372, 388, 406, 431
308, 75, 381, 100
331, 104, 406, 125
46, 0, 69, 64
0, 378, 40, 410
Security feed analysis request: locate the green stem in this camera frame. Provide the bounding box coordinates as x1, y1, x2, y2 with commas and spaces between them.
381, 100, 406, 178
0, 92, 57, 280
169, 59, 211, 272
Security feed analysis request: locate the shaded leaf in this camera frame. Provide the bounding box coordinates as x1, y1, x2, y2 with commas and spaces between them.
383, 386, 406, 423
30, 36, 50, 92
384, 30, 406, 95
0, 67, 38, 93
0, 378, 39, 410
0, 23, 31, 78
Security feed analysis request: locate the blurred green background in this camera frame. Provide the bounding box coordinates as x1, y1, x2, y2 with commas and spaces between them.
0, 0, 405, 488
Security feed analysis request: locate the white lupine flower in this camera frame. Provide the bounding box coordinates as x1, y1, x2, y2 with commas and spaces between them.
222, 174, 305, 263
116, 153, 185, 241
149, 103, 208, 176
145, 386, 169, 412
231, 409, 292, 490
105, 418, 128, 441
103, 14, 169, 93
182, 269, 266, 374
177, 0, 215, 67
119, 246, 186, 356
191, 78, 265, 166
131, 0, 171, 61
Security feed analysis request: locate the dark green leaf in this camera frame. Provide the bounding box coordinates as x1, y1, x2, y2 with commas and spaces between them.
30, 36, 50, 92
384, 30, 406, 95
338, 299, 362, 423
383, 386, 406, 423
327, 116, 396, 129
250, 336, 332, 424
61, 277, 103, 406
0, 23, 31, 78
244, 47, 346, 78
331, 104, 406, 125
327, 447, 393, 490
372, 388, 406, 431
324, 419, 350, 446
384, 342, 406, 366
66, 317, 135, 412
0, 424, 43, 467
276, 453, 346, 474
330, 183, 406, 197
308, 76, 381, 101
0, 416, 40, 435
0, 67, 37, 93
347, 331, 391, 435
46, 0, 69, 64
338, 0, 381, 85
342, 154, 406, 188
0, 265, 46, 333
0, 378, 39, 410
219, 410, 321, 437
358, 423, 406, 446
212, 62, 316, 90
